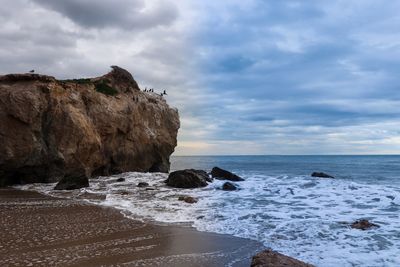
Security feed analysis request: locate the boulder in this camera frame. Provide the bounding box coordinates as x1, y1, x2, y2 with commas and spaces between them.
0, 66, 180, 186
211, 167, 244, 181
222, 182, 238, 191
54, 174, 89, 190
137, 182, 149, 187
311, 172, 334, 178
195, 169, 213, 182
165, 169, 208, 188
351, 219, 379, 230
251, 249, 315, 267
178, 196, 198, 204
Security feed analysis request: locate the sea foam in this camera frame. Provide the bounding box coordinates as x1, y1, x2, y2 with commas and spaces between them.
17, 171, 400, 267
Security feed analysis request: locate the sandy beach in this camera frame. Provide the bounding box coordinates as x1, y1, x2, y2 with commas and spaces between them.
0, 189, 264, 267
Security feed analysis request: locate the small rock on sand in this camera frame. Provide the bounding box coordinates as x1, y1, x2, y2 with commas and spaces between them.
251, 249, 315, 267
54, 175, 89, 190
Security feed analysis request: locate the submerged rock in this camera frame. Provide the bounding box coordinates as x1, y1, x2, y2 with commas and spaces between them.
165, 169, 208, 188
137, 182, 149, 188
178, 196, 198, 204
311, 172, 334, 178
116, 178, 125, 182
0, 66, 180, 186
54, 174, 89, 190
251, 249, 315, 267
211, 167, 244, 181
351, 219, 380, 230
222, 182, 238, 191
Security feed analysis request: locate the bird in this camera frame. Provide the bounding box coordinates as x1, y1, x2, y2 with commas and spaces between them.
163, 90, 167, 95
29, 70, 34, 73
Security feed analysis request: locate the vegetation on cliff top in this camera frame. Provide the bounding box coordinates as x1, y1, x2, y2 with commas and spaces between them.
60, 78, 118, 96
94, 81, 118, 96
61, 78, 92, 84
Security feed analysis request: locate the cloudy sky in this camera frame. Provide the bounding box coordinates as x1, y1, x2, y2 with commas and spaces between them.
1, 0, 400, 155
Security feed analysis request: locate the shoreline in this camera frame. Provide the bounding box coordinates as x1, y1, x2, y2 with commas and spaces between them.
0, 188, 264, 267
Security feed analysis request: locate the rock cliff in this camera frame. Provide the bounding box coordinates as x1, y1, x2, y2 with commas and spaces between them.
0, 66, 180, 186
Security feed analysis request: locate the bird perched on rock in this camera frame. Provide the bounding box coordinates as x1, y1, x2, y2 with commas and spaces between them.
29, 70, 34, 73
163, 90, 167, 95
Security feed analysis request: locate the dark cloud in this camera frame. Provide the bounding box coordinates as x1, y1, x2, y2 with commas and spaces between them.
32, 0, 178, 30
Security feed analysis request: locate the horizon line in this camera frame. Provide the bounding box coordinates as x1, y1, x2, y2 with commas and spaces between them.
172, 154, 400, 157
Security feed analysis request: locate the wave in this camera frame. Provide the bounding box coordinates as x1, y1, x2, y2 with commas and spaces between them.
16, 171, 400, 267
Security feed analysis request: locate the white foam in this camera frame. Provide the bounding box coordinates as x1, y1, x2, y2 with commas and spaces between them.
16, 172, 400, 267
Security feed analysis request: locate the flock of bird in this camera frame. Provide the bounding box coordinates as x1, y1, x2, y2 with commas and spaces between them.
143, 87, 167, 97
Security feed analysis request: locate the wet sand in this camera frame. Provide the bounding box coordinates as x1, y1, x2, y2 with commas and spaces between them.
0, 189, 264, 267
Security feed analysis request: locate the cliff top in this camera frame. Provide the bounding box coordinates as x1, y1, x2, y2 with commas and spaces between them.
0, 66, 140, 94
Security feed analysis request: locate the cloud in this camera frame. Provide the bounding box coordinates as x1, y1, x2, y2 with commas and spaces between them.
0, 0, 189, 78
32, 0, 178, 30
172, 0, 400, 155
1, 0, 400, 155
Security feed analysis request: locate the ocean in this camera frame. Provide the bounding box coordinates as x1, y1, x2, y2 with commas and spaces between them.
19, 155, 400, 266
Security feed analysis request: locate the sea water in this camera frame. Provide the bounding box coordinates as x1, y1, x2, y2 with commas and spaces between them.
19, 155, 400, 266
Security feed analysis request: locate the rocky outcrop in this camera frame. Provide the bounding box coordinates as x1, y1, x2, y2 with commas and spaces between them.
196, 169, 213, 182
0, 66, 180, 186
251, 249, 314, 267
311, 172, 334, 178
351, 219, 379, 230
178, 196, 198, 204
211, 167, 244, 181
222, 182, 238, 191
54, 174, 89, 190
137, 182, 149, 188
165, 169, 209, 188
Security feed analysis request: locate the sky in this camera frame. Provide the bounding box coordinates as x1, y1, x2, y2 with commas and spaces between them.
1, 0, 400, 155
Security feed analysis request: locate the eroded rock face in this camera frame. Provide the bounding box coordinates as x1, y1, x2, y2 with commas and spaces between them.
251, 249, 314, 267
0, 67, 180, 186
